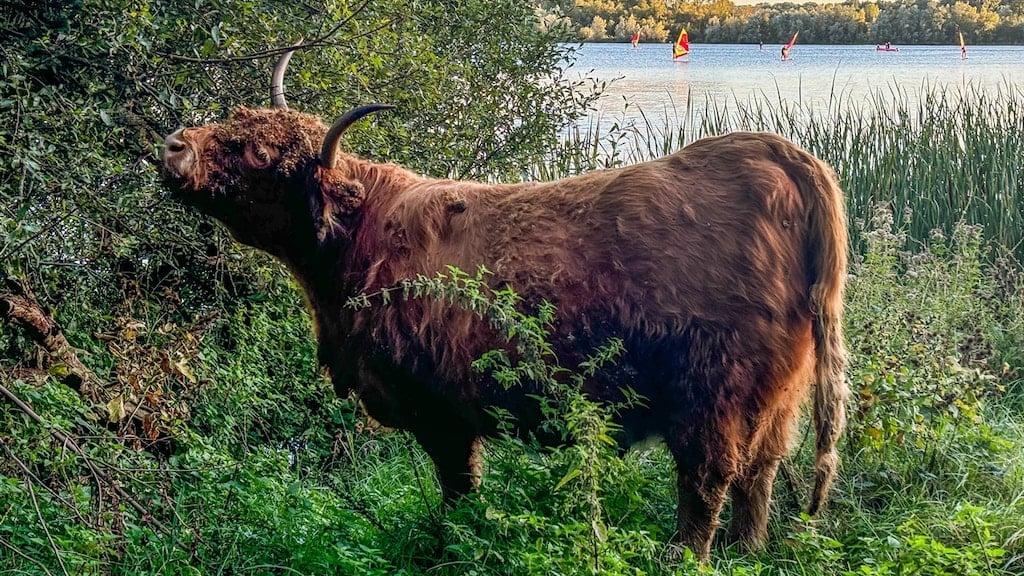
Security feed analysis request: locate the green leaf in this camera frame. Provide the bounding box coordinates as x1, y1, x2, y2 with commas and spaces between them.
553, 467, 580, 491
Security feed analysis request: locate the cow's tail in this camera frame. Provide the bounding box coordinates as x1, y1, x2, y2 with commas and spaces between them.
771, 134, 849, 516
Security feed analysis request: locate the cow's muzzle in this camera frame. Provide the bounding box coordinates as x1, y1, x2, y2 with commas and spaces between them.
162, 128, 193, 179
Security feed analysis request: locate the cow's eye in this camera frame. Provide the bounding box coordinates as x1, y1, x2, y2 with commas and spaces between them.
246, 144, 274, 168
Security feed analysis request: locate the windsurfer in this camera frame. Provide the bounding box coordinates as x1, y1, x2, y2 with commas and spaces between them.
672, 29, 689, 59
781, 31, 798, 61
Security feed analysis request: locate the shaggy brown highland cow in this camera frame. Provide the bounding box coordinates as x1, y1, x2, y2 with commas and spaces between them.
161, 49, 849, 560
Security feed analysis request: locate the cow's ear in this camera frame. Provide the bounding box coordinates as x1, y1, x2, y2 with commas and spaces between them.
311, 167, 366, 240
319, 169, 366, 214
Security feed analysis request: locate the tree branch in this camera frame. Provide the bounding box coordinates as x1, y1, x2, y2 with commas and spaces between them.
0, 276, 94, 397
153, 0, 396, 66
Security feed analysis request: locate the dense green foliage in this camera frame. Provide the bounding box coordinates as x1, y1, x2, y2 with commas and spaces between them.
2, 0, 595, 336
2, 0, 1023, 575
539, 0, 1024, 45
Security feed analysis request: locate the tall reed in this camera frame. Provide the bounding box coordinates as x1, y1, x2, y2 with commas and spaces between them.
540, 80, 1024, 262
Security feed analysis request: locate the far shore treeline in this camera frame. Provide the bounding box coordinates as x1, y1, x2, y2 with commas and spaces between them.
536, 0, 1024, 45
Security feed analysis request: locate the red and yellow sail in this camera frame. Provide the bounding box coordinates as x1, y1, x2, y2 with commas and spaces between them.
781, 31, 798, 59
958, 31, 967, 58
784, 31, 799, 51
673, 29, 689, 59
631, 30, 640, 48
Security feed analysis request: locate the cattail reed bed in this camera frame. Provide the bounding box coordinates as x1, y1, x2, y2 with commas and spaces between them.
546, 80, 1024, 263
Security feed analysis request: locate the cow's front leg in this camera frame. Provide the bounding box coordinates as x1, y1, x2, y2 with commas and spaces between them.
415, 426, 483, 503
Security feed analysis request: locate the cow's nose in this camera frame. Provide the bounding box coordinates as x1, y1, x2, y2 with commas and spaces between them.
164, 131, 186, 154
162, 129, 192, 175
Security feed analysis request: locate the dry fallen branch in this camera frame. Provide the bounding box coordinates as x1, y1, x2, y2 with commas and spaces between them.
0, 276, 96, 398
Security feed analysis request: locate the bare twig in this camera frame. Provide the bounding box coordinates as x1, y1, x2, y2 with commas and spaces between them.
327, 476, 390, 533
157, 43, 310, 65
0, 535, 56, 576
406, 436, 441, 527
24, 474, 71, 576
2, 443, 89, 525
778, 459, 805, 513
315, 0, 373, 47
0, 203, 78, 262
153, 0, 393, 68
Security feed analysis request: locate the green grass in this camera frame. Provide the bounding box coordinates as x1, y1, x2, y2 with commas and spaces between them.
3, 83, 1024, 575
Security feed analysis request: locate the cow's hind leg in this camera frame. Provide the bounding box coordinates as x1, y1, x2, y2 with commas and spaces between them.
728, 326, 814, 549
727, 455, 780, 549
663, 323, 746, 561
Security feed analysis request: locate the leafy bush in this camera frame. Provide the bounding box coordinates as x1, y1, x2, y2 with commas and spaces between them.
845, 207, 1006, 460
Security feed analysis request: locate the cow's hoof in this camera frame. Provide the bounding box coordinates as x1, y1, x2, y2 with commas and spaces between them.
662, 542, 706, 565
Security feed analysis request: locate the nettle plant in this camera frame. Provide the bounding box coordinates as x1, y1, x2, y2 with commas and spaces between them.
844, 205, 1010, 466
347, 265, 638, 570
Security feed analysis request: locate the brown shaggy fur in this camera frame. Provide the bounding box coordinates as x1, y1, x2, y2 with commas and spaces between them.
163, 106, 849, 561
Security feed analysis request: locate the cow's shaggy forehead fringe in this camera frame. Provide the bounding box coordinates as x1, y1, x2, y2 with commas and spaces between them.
219, 107, 326, 177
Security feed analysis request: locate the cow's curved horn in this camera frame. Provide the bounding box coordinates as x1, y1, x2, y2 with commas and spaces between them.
270, 41, 302, 109
320, 104, 396, 169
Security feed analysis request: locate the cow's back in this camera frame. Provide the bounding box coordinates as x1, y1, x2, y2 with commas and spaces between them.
347, 133, 814, 420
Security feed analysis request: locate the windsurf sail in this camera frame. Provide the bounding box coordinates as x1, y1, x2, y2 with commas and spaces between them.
959, 31, 967, 59
631, 30, 640, 48
673, 29, 689, 59
781, 31, 798, 60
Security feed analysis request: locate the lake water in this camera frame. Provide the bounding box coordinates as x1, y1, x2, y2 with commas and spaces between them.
565, 43, 1024, 128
